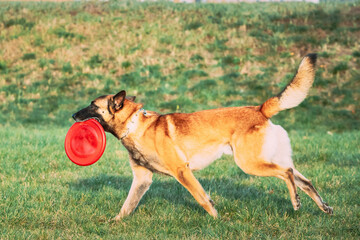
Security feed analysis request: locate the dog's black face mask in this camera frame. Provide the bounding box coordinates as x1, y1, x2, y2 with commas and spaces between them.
73, 100, 120, 139
72, 103, 104, 123
72, 91, 135, 139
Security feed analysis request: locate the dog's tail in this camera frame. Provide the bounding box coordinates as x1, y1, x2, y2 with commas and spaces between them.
260, 53, 317, 119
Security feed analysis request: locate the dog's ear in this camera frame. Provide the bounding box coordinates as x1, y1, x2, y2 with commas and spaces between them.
112, 90, 126, 111
126, 96, 136, 102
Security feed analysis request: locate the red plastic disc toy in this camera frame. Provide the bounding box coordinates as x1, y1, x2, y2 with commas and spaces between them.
65, 119, 106, 166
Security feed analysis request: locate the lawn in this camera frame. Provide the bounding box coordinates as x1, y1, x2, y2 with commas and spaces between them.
0, 0, 359, 239
0, 127, 359, 239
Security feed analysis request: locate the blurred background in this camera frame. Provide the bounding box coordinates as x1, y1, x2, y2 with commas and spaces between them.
0, 0, 359, 131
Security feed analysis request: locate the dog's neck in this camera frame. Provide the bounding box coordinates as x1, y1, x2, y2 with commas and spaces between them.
120, 108, 148, 140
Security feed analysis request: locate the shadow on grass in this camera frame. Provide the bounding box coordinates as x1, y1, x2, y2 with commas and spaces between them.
67, 173, 321, 217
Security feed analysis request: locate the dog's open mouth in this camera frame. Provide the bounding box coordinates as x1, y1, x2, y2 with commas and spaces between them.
74, 117, 101, 123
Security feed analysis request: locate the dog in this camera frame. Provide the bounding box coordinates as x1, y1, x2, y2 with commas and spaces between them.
72, 54, 333, 220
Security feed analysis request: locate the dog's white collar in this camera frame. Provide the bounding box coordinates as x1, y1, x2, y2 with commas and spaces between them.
120, 108, 147, 140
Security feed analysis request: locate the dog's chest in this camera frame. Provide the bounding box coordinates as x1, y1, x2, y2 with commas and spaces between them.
124, 141, 170, 175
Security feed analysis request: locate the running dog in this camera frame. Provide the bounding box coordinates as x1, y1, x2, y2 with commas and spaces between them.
72, 53, 333, 220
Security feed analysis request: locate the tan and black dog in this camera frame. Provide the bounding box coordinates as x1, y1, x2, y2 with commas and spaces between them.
73, 54, 333, 220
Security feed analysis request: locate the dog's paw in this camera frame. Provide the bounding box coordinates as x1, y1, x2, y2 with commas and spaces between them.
322, 203, 333, 215
109, 215, 123, 223
293, 194, 301, 210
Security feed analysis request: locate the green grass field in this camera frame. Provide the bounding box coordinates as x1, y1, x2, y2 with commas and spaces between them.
0, 0, 359, 239
1, 127, 359, 239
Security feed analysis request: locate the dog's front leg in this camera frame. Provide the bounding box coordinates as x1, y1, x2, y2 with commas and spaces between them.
113, 160, 153, 221
172, 162, 218, 218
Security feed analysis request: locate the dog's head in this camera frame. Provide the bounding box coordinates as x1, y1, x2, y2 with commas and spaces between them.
72, 90, 138, 138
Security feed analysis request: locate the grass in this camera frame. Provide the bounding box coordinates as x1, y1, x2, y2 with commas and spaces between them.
0, 0, 359, 130
0, 126, 359, 239
0, 0, 359, 239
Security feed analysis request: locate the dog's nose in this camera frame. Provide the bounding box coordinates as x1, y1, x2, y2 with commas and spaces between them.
72, 113, 76, 121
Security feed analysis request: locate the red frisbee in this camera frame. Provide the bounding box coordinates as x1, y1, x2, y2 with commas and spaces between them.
64, 119, 106, 166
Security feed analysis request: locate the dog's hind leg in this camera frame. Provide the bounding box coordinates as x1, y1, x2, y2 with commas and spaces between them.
113, 160, 153, 221
236, 160, 301, 211
293, 169, 333, 214
231, 127, 301, 211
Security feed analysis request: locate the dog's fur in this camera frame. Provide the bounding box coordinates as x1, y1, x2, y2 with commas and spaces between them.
73, 54, 333, 220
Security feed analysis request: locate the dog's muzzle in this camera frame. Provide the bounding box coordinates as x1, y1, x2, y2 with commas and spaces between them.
72, 113, 101, 124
